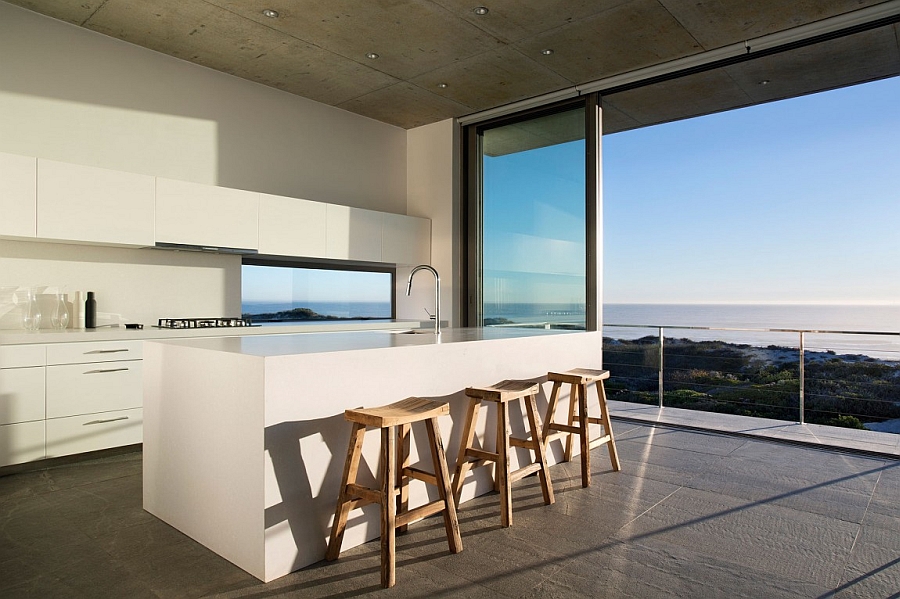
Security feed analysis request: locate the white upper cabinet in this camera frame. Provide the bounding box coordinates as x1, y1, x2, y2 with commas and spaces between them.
0, 152, 37, 238
37, 159, 155, 246
382, 213, 431, 265
325, 205, 383, 262
156, 178, 259, 250
258, 193, 327, 257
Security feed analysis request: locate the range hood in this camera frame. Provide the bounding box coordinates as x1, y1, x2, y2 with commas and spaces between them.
152, 242, 258, 255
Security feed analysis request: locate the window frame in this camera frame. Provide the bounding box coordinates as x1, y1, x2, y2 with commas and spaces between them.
461, 93, 601, 330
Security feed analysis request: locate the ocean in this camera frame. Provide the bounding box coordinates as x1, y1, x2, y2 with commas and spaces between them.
242, 300, 900, 359
484, 302, 900, 359
603, 304, 900, 360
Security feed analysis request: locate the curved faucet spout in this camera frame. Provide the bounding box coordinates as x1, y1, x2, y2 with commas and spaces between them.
406, 265, 441, 336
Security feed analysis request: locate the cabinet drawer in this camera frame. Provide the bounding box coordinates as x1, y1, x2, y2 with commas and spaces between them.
0, 366, 45, 425
46, 361, 142, 418
47, 340, 142, 365
0, 344, 46, 368
45, 408, 142, 458
0, 421, 45, 467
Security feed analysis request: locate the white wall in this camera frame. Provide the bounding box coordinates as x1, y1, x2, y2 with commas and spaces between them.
0, 1, 406, 213
400, 119, 459, 325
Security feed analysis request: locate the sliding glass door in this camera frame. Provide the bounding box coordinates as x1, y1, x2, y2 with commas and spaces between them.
464, 98, 599, 330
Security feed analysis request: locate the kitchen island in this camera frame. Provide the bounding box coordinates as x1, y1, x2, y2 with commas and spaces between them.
142, 328, 604, 581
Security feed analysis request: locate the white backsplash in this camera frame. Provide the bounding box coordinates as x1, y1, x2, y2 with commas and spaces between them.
0, 240, 242, 330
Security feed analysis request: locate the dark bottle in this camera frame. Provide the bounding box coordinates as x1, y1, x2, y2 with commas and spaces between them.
85, 291, 97, 329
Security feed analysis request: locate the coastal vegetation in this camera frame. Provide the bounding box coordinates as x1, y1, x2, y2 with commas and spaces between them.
243, 307, 377, 322
603, 337, 900, 429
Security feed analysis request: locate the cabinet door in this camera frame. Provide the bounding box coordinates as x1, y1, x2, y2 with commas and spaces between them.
258, 193, 327, 257
46, 361, 143, 418
0, 367, 45, 425
37, 159, 155, 246
325, 205, 382, 261
0, 421, 45, 467
0, 152, 36, 238
156, 178, 259, 250
0, 344, 46, 369
382, 213, 431, 265
45, 407, 142, 458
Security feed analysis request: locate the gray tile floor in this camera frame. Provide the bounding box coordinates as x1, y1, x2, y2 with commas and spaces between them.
2, 421, 900, 598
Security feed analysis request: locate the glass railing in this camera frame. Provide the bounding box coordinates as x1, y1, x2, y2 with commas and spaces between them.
602, 324, 900, 433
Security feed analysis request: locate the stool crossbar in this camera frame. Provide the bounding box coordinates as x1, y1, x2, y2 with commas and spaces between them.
326, 397, 462, 588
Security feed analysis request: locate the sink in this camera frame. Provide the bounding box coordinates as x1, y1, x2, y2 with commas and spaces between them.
387, 329, 434, 335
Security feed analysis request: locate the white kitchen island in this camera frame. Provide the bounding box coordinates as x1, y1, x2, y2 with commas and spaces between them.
143, 328, 604, 582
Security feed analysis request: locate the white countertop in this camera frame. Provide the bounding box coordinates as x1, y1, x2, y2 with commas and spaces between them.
148, 326, 578, 357
0, 319, 421, 345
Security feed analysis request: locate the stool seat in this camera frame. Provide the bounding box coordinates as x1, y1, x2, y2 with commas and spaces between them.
327, 397, 462, 588
345, 397, 450, 428
452, 379, 553, 527
545, 368, 620, 488
547, 368, 609, 385
465, 380, 539, 402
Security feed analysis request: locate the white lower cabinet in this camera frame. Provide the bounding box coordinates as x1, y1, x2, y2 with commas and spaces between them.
0, 345, 46, 467
0, 340, 145, 467
0, 421, 45, 468
45, 408, 142, 458
0, 366, 45, 425
46, 361, 142, 419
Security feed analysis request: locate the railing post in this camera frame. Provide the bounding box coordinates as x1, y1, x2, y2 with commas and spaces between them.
658, 327, 664, 408
799, 331, 805, 424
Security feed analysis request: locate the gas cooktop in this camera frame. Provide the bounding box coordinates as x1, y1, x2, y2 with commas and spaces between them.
156, 318, 254, 329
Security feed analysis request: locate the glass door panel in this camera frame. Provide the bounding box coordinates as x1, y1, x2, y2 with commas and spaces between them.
481, 107, 587, 329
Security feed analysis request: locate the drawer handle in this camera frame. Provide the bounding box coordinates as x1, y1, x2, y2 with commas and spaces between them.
83, 416, 129, 426
83, 367, 130, 375
85, 349, 130, 354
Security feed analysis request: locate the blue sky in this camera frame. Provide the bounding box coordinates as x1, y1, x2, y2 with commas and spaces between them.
603, 75, 900, 305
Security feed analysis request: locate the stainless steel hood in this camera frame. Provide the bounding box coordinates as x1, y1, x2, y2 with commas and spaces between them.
151, 242, 258, 255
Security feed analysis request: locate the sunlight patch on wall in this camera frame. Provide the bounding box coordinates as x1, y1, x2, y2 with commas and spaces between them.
0, 91, 218, 183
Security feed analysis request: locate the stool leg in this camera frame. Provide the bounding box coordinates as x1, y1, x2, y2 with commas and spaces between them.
596, 380, 622, 471
451, 397, 481, 505
381, 426, 396, 588
524, 393, 554, 506
542, 380, 562, 450
577, 383, 591, 488
326, 422, 366, 561
564, 383, 577, 462
426, 417, 463, 554
396, 423, 410, 534
497, 400, 512, 527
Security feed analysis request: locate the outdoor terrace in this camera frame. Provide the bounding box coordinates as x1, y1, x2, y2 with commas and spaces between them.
1, 418, 898, 598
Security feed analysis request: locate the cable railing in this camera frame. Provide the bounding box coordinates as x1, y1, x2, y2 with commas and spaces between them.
602, 323, 900, 431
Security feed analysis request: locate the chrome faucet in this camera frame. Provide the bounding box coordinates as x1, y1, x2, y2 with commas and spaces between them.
406, 264, 440, 336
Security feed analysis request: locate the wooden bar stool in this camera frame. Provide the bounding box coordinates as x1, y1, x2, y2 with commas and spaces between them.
544, 368, 621, 488
326, 397, 462, 588
451, 380, 554, 528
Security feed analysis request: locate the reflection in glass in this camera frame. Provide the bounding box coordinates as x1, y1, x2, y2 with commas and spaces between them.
481, 107, 587, 329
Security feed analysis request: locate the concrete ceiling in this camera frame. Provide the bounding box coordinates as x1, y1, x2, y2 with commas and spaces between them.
7, 0, 900, 130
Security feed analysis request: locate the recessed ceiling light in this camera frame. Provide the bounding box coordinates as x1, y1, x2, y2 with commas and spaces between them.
437, 83, 448, 89
366, 52, 380, 60
541, 49, 554, 55
759, 79, 770, 85
262, 9, 279, 18
473, 6, 489, 16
